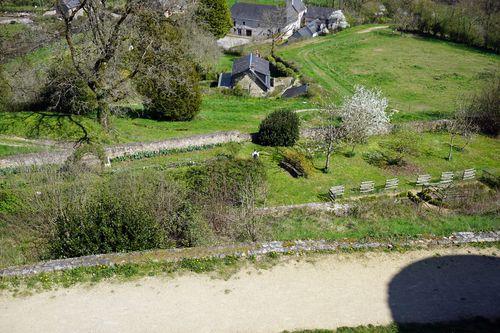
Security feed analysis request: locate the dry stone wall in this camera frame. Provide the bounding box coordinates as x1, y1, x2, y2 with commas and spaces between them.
0, 131, 252, 169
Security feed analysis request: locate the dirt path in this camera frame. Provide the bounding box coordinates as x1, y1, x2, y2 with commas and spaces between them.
358, 26, 390, 34
1, 247, 499, 333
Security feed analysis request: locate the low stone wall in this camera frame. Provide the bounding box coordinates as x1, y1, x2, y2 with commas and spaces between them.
105, 131, 251, 159
1, 231, 498, 277
0, 131, 252, 169
258, 202, 351, 216
0, 150, 73, 169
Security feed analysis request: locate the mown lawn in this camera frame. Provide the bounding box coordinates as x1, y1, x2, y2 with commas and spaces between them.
0, 95, 311, 143
104, 129, 499, 206
277, 25, 500, 121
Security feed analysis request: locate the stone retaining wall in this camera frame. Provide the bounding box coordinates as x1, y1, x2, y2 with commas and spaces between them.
1, 231, 498, 277
105, 131, 251, 159
0, 150, 73, 169
0, 131, 252, 169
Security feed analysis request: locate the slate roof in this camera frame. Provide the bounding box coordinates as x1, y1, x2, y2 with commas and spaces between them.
305, 6, 335, 21
58, 0, 80, 13
289, 19, 321, 40
218, 73, 233, 88
231, 0, 306, 25
231, 3, 283, 22
232, 53, 270, 77
282, 84, 309, 98
289, 0, 307, 14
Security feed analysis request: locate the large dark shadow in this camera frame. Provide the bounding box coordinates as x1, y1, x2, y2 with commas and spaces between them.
389, 255, 500, 325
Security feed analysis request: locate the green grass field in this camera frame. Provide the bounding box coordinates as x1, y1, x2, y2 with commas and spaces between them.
277, 25, 500, 121
105, 131, 499, 206
0, 95, 311, 143
3, 25, 499, 142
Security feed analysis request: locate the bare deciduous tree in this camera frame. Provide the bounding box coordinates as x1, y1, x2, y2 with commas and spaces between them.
56, 0, 217, 130
311, 103, 345, 173
446, 107, 478, 161
262, 4, 289, 55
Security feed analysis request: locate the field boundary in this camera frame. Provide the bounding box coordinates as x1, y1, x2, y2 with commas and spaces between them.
0, 131, 252, 169
1, 231, 498, 277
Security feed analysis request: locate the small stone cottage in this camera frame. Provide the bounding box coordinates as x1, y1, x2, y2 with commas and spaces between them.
218, 53, 273, 97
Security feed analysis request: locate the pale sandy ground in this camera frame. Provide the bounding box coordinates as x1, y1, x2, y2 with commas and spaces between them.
0, 247, 499, 333
357, 26, 390, 34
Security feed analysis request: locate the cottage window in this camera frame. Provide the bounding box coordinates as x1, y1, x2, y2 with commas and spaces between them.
246, 29, 252, 37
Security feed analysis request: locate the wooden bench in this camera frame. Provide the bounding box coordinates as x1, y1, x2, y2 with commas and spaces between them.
416, 174, 432, 187
329, 185, 345, 200
385, 178, 399, 191
439, 171, 454, 185
463, 168, 476, 181
360, 181, 375, 194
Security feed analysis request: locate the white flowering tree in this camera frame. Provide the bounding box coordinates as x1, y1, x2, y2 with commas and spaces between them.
339, 85, 391, 154
329, 10, 349, 31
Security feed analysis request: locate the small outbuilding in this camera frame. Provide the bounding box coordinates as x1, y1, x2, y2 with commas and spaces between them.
282, 84, 309, 98
218, 53, 273, 97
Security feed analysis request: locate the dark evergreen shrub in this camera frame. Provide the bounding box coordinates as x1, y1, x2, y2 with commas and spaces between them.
0, 65, 10, 112
38, 59, 97, 115
139, 62, 202, 121
257, 109, 300, 147
196, 0, 232, 38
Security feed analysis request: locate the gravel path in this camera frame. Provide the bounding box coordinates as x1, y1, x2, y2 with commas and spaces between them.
1, 247, 499, 333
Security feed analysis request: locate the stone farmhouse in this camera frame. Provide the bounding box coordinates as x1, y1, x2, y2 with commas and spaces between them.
230, 0, 307, 39
229, 1, 348, 42
218, 53, 273, 97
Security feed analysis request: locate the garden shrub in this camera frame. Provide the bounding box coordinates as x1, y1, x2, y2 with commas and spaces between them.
363, 150, 405, 168
185, 157, 267, 233
465, 79, 499, 136
480, 171, 500, 190
46, 173, 207, 259
195, 0, 232, 39
280, 148, 314, 178
0, 65, 11, 112
267, 55, 296, 78
139, 63, 202, 121
38, 58, 97, 115
257, 109, 300, 147
49, 183, 163, 258
186, 157, 266, 207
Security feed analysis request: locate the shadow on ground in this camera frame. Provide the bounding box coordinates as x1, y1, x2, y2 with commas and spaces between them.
388, 255, 500, 325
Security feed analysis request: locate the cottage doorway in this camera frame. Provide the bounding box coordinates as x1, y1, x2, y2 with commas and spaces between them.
246, 29, 252, 37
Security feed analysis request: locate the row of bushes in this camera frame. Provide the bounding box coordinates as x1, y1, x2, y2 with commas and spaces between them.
392, 0, 500, 53
14, 156, 267, 259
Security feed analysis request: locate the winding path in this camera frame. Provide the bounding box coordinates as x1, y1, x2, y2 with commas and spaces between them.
1, 247, 498, 333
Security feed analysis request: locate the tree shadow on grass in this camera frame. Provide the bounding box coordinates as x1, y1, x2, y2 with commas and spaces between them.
388, 255, 500, 327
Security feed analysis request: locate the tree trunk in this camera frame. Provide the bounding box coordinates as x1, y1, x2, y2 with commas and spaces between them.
325, 141, 334, 172
97, 99, 110, 130
447, 133, 454, 161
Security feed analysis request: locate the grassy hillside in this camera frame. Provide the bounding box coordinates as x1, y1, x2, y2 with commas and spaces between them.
278, 25, 500, 121
108, 133, 499, 206
0, 95, 311, 143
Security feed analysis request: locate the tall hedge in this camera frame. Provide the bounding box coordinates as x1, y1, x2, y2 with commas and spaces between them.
257, 109, 300, 147
0, 65, 11, 112
196, 0, 233, 39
